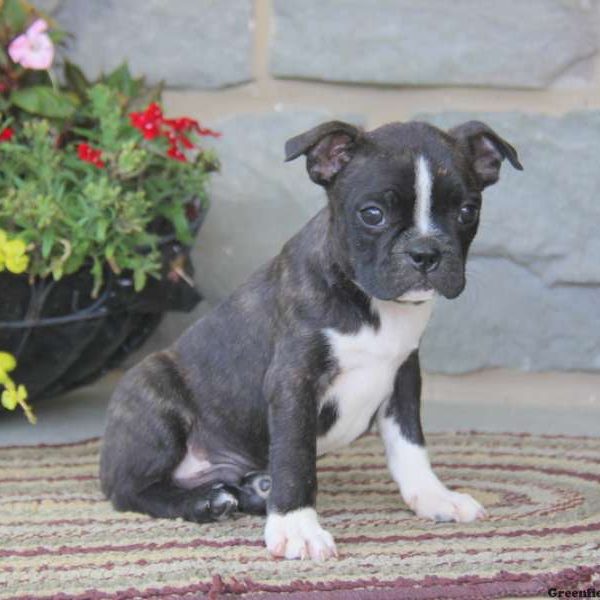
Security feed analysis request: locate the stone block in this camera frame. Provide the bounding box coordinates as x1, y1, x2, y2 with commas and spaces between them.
44, 0, 253, 88
270, 0, 598, 89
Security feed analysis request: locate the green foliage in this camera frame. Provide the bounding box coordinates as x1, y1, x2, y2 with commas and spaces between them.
0, 2, 219, 296
63, 60, 89, 100
0, 0, 78, 120
0, 80, 218, 295
0, 1, 161, 122
10, 85, 79, 118
0, 0, 219, 427
0, 0, 29, 34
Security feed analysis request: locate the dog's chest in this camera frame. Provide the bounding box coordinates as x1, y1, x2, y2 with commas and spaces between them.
316, 299, 432, 455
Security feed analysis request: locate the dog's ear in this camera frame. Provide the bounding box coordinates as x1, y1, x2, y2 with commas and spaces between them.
449, 121, 523, 190
284, 120, 362, 186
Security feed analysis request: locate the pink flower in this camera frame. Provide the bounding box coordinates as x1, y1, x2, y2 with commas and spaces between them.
8, 19, 55, 70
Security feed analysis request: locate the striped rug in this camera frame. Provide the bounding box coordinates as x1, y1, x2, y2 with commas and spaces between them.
1, 432, 599, 599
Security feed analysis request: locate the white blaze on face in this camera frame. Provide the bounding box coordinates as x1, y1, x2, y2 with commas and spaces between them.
414, 155, 434, 234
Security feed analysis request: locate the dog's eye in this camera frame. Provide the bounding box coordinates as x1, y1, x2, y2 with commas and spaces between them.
359, 206, 385, 227
458, 204, 479, 226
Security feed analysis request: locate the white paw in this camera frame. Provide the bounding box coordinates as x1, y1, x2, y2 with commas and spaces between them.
406, 487, 486, 523
265, 508, 337, 561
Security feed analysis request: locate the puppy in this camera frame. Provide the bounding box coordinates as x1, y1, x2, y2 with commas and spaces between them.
100, 119, 522, 560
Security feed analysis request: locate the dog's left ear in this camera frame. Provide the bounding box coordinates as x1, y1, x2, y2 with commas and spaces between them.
449, 120, 523, 190
284, 120, 362, 186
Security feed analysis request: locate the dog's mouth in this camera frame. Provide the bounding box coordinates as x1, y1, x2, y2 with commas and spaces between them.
392, 287, 435, 305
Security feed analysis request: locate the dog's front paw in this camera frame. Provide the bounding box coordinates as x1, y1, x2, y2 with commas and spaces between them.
406, 487, 486, 523
265, 508, 337, 561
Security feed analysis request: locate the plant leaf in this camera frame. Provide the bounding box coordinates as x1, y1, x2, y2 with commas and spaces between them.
128, 81, 164, 112
133, 269, 146, 292
161, 204, 193, 244
10, 86, 79, 118
41, 230, 54, 258
48, 29, 68, 44
103, 63, 140, 98
1, 0, 28, 34
63, 60, 90, 99
0, 45, 9, 68
50, 260, 63, 280
96, 219, 108, 242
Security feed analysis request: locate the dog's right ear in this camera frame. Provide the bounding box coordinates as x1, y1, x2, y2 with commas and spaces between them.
449, 120, 523, 190
284, 121, 362, 186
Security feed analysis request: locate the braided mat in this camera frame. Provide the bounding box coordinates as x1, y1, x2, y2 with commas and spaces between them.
2, 432, 599, 600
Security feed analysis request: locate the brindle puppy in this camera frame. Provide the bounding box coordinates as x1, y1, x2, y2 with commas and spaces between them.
100, 119, 522, 560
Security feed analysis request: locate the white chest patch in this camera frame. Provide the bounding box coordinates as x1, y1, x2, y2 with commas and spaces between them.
317, 298, 433, 455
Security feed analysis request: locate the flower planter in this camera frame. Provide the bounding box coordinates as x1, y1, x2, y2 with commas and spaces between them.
0, 214, 204, 402
0, 7, 221, 418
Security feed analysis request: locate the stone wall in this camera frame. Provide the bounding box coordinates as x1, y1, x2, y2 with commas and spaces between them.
38, 0, 600, 373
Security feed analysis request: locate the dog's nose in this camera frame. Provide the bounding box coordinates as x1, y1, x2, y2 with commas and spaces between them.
407, 241, 441, 273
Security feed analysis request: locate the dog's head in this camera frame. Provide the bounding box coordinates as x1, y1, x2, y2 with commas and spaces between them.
285, 120, 522, 301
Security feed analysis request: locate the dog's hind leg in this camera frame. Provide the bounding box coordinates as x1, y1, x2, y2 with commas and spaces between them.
100, 351, 242, 523
234, 471, 271, 515
172, 449, 271, 516
113, 480, 240, 522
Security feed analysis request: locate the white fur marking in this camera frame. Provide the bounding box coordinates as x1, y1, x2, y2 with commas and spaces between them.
265, 507, 337, 561
317, 298, 432, 456
395, 289, 435, 303
378, 409, 486, 522
414, 155, 433, 234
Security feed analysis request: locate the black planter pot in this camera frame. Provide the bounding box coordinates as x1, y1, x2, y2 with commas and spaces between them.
0, 220, 203, 402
